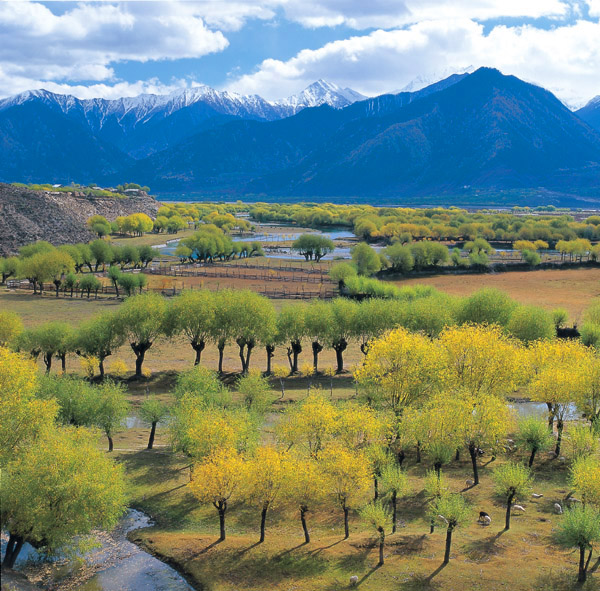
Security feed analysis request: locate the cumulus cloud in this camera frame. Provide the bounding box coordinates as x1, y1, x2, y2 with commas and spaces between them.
226, 18, 600, 106
0, 1, 228, 97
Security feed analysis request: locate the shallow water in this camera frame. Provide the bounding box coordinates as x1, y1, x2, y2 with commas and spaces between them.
509, 401, 579, 420
4, 510, 195, 591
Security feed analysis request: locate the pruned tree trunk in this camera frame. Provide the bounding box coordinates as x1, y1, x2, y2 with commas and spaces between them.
218, 504, 226, 542
391, 491, 398, 534
555, 419, 564, 456
99, 358, 106, 379
259, 501, 269, 543
289, 340, 302, 374
300, 506, 310, 543
443, 526, 454, 564
378, 527, 385, 566
43, 352, 52, 374
131, 341, 151, 377
192, 339, 205, 366
312, 341, 323, 372
2, 534, 24, 569
147, 421, 157, 449
333, 338, 347, 373
546, 402, 555, 432
107, 434, 114, 452
468, 442, 479, 485
528, 447, 537, 467
218, 341, 226, 374
343, 505, 350, 539
265, 344, 275, 375
505, 491, 515, 530
578, 545, 587, 583
60, 353, 67, 373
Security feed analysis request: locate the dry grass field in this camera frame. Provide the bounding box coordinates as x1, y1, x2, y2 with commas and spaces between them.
3, 265, 600, 591
393, 268, 600, 321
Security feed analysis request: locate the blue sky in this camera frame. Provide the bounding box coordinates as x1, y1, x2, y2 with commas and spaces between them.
0, 1, 599, 107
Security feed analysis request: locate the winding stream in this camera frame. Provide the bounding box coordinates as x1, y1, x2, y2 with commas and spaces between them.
3, 510, 195, 591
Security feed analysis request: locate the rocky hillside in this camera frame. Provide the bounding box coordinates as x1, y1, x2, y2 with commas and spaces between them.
0, 183, 159, 256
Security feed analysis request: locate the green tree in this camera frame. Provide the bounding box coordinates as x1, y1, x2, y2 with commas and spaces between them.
384, 243, 414, 273
0, 427, 125, 568
117, 292, 169, 377
169, 290, 216, 365
351, 242, 381, 276
108, 265, 122, 297
292, 234, 335, 261
0, 311, 23, 347
139, 398, 169, 450
360, 501, 391, 566
507, 305, 555, 344
456, 288, 517, 327
277, 303, 307, 374
329, 262, 357, 291
78, 274, 102, 299
92, 380, 130, 451
327, 298, 358, 373
554, 505, 600, 583
90, 239, 114, 271
516, 416, 554, 467
0, 256, 19, 284
379, 464, 410, 534
25, 322, 74, 373
492, 462, 533, 530
304, 300, 333, 372
237, 370, 275, 414
75, 313, 125, 378
428, 494, 471, 565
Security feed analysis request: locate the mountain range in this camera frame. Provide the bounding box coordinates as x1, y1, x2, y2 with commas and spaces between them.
1, 69, 600, 201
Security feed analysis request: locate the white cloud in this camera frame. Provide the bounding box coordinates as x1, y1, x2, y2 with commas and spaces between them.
0, 1, 228, 97
587, 0, 600, 17
226, 18, 600, 106
279, 0, 569, 29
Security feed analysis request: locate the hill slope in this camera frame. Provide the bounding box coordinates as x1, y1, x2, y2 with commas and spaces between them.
0, 183, 159, 256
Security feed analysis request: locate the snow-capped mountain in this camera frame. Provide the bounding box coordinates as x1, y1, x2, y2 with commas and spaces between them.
395, 66, 476, 94
0, 80, 365, 126
274, 80, 365, 114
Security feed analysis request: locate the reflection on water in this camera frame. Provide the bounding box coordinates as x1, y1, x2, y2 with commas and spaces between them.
154, 226, 356, 259
510, 401, 579, 420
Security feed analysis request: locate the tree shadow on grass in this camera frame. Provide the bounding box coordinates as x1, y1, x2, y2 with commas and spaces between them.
533, 569, 598, 591
462, 532, 507, 563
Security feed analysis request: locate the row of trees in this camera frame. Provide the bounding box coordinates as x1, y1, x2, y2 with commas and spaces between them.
0, 239, 154, 296
247, 202, 600, 244
1, 286, 585, 382
175, 225, 264, 263
87, 213, 154, 237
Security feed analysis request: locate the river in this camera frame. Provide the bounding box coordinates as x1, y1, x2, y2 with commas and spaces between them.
2, 510, 195, 591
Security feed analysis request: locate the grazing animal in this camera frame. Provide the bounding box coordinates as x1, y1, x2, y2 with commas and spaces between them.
566, 497, 581, 504
532, 493, 544, 499
478, 512, 492, 525
438, 515, 449, 525
350, 575, 359, 586
513, 505, 525, 512
465, 479, 475, 487
554, 503, 563, 515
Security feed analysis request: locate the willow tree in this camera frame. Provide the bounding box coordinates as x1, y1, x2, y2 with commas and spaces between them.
0, 347, 56, 467
327, 298, 358, 373
492, 462, 533, 530
355, 326, 443, 416
1, 427, 125, 568
439, 324, 523, 399
429, 494, 471, 565
304, 300, 333, 372
76, 312, 124, 378
320, 444, 372, 539
117, 292, 169, 377
188, 451, 245, 542
169, 289, 216, 366
277, 303, 307, 374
